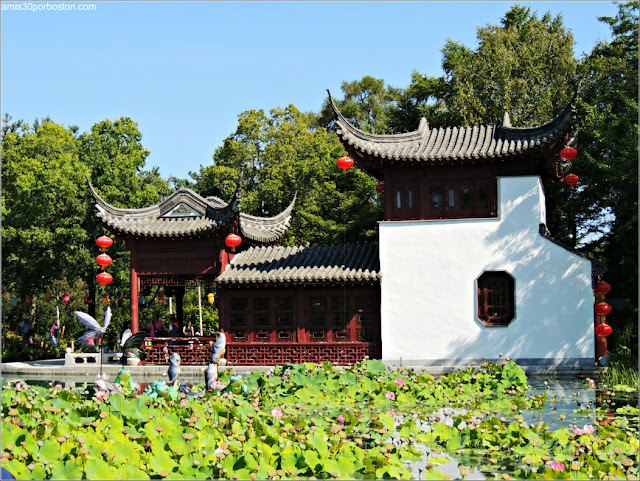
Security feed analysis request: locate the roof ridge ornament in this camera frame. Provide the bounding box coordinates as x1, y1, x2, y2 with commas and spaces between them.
502, 111, 512, 127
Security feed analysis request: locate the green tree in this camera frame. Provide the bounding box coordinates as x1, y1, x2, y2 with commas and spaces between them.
192, 105, 382, 245
393, 5, 577, 130
1, 121, 91, 341
78, 118, 171, 320
317, 76, 400, 134
2, 121, 90, 296
576, 1, 638, 356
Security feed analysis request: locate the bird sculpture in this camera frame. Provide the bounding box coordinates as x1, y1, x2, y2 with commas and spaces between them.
75, 307, 111, 347
94, 373, 117, 393
211, 331, 226, 364
204, 362, 218, 390
163, 352, 181, 383
119, 329, 147, 366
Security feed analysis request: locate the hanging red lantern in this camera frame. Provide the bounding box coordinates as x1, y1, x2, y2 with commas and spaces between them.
96, 254, 112, 269
84, 295, 90, 304
595, 323, 612, 337
96, 272, 113, 286
595, 302, 612, 316
594, 281, 612, 298
560, 146, 578, 161
375, 182, 385, 194
336, 156, 354, 173
62, 293, 70, 304
225, 234, 242, 253
158, 290, 164, 303
26, 296, 33, 306
564, 173, 579, 188
96, 236, 113, 250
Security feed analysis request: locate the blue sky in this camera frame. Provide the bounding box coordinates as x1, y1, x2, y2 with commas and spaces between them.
1, 1, 619, 181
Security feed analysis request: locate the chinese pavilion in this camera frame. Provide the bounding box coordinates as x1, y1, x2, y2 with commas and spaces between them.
89, 86, 601, 370
328, 88, 600, 370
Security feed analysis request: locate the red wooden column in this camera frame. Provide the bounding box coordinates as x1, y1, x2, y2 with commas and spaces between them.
130, 266, 139, 333
384, 167, 393, 221
296, 286, 308, 342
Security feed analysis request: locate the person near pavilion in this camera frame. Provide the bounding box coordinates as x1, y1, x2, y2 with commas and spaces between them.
18, 318, 30, 344
183, 320, 195, 337
167, 314, 180, 337
50, 319, 60, 348
148, 313, 165, 337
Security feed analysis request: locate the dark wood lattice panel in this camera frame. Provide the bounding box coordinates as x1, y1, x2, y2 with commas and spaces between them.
227, 342, 381, 366
139, 275, 216, 288
143, 339, 381, 366
144, 338, 218, 365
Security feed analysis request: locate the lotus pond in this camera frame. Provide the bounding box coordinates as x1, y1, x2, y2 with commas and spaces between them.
2, 360, 638, 480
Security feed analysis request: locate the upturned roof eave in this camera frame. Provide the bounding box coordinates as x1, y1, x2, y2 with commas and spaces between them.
327, 84, 579, 163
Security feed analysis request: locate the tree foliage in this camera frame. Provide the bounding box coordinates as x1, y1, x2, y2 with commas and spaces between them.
192, 105, 382, 245
576, 1, 638, 305
392, 5, 577, 130
317, 76, 400, 134
1, 116, 169, 344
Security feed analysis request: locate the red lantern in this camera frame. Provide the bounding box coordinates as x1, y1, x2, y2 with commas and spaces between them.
336, 156, 354, 173
26, 296, 33, 306
84, 295, 89, 305
225, 234, 242, 253
96, 254, 112, 269
595, 302, 612, 316
564, 173, 579, 188
375, 183, 385, 194
594, 281, 612, 298
62, 292, 70, 303
560, 147, 578, 161
96, 236, 113, 250
595, 323, 612, 337
96, 272, 113, 286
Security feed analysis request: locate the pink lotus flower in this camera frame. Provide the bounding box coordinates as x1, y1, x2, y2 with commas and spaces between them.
214, 447, 225, 458
54, 384, 62, 389
547, 461, 565, 471
271, 408, 283, 419
587, 378, 595, 389
386, 409, 395, 417
211, 380, 225, 390
337, 415, 345, 423
180, 399, 186, 408
458, 387, 463, 393
385, 391, 395, 401
395, 378, 404, 387
583, 424, 595, 435
573, 427, 584, 435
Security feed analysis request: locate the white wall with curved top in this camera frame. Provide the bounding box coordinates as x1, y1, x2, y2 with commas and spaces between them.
379, 176, 594, 364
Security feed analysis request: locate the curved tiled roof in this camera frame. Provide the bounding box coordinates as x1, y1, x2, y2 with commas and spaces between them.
216, 244, 380, 285
328, 88, 578, 165
240, 193, 297, 243
87, 176, 295, 242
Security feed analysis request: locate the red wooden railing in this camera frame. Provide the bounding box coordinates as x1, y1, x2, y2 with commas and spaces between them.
143, 338, 381, 366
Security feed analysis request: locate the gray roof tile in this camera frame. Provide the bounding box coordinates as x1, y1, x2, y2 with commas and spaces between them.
328, 89, 578, 164
216, 244, 380, 285
87, 176, 295, 242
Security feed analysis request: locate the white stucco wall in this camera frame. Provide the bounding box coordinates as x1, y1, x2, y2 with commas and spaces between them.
379, 176, 594, 364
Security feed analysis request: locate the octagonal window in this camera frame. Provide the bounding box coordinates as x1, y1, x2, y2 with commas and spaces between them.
477, 271, 515, 326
